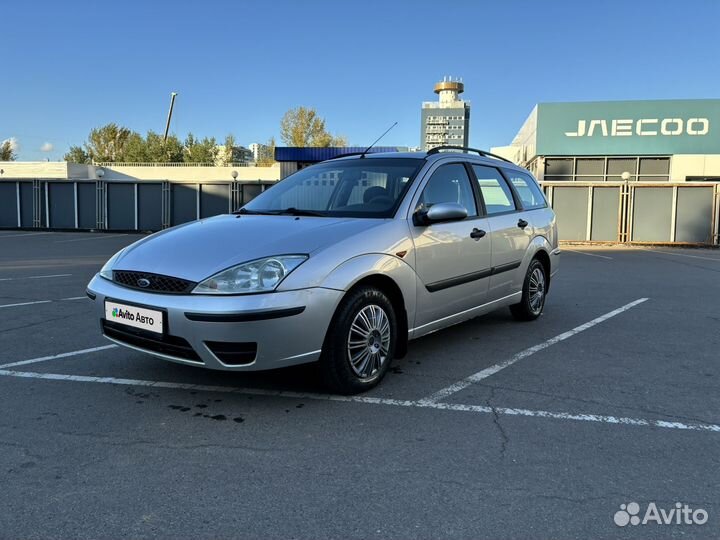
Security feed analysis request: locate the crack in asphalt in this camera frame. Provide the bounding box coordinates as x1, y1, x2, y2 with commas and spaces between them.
0, 311, 91, 334
486, 386, 509, 459
473, 381, 720, 429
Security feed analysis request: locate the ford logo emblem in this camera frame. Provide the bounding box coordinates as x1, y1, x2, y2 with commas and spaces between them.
137, 278, 151, 288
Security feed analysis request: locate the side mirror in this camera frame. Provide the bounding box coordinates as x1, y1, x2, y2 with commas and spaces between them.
414, 202, 468, 226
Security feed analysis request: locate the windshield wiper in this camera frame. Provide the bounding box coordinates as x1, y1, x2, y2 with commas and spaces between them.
234, 207, 325, 217
274, 207, 325, 217
233, 208, 274, 215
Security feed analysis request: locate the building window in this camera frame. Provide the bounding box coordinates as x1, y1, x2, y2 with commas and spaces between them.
639, 158, 670, 175
545, 158, 573, 176
576, 158, 604, 176
607, 158, 637, 176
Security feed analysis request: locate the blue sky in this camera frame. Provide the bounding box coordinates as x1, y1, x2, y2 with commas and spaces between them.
3, 0, 719, 161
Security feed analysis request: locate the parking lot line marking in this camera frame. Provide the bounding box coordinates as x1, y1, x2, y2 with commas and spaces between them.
418, 297, 650, 405
640, 248, 720, 262
55, 234, 128, 243
0, 300, 53, 309
61, 296, 88, 301
564, 249, 613, 260
0, 273, 72, 281
0, 367, 717, 433
0, 344, 118, 370
0, 232, 54, 239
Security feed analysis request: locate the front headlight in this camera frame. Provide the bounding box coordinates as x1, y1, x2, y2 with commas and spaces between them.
99, 248, 126, 280
192, 255, 308, 295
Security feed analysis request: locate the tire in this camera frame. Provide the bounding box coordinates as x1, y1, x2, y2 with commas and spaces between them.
509, 259, 547, 322
320, 286, 397, 394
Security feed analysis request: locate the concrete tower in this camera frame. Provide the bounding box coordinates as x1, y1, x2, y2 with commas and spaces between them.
420, 77, 471, 151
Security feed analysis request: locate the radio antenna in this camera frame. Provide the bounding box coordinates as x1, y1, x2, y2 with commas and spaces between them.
360, 122, 398, 158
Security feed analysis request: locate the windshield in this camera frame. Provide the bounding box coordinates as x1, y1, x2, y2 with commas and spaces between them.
241, 158, 423, 218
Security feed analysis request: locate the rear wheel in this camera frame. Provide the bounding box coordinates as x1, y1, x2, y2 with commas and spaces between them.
510, 259, 547, 321
320, 286, 396, 394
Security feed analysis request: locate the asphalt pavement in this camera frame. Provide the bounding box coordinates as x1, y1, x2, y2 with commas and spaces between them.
0, 231, 718, 539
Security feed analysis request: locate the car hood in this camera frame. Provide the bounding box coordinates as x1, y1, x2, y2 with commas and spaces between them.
114, 214, 384, 282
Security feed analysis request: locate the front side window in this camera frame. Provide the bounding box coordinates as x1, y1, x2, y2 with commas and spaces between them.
472, 165, 516, 215
418, 163, 477, 217
503, 170, 547, 210
242, 158, 423, 218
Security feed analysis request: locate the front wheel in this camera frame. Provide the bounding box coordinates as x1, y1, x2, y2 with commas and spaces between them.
510, 259, 547, 321
320, 287, 396, 394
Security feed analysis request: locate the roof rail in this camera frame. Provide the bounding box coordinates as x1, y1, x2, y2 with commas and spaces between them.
426, 145, 513, 164
326, 152, 367, 160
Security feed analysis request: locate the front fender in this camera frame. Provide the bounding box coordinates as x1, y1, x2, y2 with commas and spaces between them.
320, 253, 417, 328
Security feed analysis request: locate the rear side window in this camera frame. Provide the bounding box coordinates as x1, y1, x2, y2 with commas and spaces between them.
472, 165, 516, 215
504, 170, 547, 210
419, 163, 478, 217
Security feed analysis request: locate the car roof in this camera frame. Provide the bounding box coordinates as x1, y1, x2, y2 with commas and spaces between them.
330, 151, 530, 173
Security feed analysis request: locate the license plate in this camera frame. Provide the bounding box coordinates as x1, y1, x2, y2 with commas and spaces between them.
105, 301, 164, 334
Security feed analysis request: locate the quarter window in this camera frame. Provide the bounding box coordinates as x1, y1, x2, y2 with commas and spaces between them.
419, 164, 477, 217
472, 165, 516, 215
503, 170, 547, 210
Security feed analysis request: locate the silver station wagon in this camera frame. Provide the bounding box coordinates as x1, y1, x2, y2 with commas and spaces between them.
88, 147, 559, 394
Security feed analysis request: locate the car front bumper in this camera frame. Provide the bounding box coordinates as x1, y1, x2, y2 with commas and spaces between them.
87, 274, 344, 371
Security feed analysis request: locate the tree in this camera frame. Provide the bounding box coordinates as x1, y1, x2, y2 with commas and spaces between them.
256, 137, 276, 166
85, 123, 132, 162
143, 131, 184, 162
280, 107, 346, 147
1, 140, 18, 161
63, 145, 90, 163
184, 133, 217, 163
121, 132, 150, 163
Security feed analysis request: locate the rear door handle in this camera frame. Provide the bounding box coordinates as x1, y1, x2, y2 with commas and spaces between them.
470, 228, 486, 240
517, 219, 529, 229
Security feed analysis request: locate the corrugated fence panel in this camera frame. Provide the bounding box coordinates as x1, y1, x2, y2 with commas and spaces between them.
675, 187, 714, 243
107, 183, 136, 230
552, 187, 589, 241
632, 188, 672, 242
200, 184, 231, 218
241, 184, 264, 205
171, 184, 198, 226
0, 183, 18, 227
19, 183, 34, 227
48, 182, 75, 228
138, 183, 162, 231
590, 187, 620, 241
77, 183, 97, 229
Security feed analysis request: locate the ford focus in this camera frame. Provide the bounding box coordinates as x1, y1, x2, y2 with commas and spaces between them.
87, 147, 559, 394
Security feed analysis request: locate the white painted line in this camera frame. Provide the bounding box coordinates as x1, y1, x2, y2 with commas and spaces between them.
0, 274, 72, 282
640, 248, 720, 262
419, 298, 650, 404
55, 234, 128, 243
0, 295, 88, 309
0, 367, 717, 433
0, 300, 52, 309
0, 344, 118, 370
0, 232, 54, 239
564, 249, 613, 260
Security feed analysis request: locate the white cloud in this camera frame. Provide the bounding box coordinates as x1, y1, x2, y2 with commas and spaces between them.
40, 142, 54, 152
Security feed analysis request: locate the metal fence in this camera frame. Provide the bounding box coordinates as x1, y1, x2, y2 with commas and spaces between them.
0, 179, 275, 232
1, 178, 719, 245
542, 181, 720, 245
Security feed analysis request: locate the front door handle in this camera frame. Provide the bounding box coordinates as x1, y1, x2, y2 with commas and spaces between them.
470, 228, 486, 240
517, 219, 529, 229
